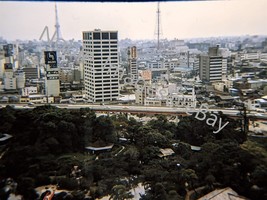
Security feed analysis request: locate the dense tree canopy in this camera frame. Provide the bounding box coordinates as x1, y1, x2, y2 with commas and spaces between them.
0, 106, 266, 199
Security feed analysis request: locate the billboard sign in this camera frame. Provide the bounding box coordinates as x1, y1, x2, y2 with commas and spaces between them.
4, 63, 13, 70
44, 51, 57, 68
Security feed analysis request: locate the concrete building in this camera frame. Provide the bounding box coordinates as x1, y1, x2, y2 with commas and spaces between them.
15, 70, 25, 89
144, 97, 166, 106
135, 84, 149, 105
2, 44, 16, 90
167, 88, 197, 108
21, 86, 38, 96
22, 67, 40, 80
44, 51, 60, 97
83, 29, 119, 102
59, 69, 73, 83
4, 70, 16, 90
0, 57, 5, 79
128, 46, 138, 82
199, 46, 227, 82
140, 70, 152, 83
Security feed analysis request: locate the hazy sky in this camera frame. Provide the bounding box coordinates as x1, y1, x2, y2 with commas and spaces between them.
1, 0, 267, 41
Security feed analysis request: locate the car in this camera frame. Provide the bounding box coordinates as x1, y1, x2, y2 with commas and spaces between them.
255, 108, 266, 113
255, 113, 263, 117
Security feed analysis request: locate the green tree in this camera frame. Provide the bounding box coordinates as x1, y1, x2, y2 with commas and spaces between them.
179, 169, 198, 191
92, 115, 116, 144
109, 185, 133, 200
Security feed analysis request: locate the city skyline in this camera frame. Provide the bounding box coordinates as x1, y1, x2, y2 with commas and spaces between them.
1, 0, 267, 42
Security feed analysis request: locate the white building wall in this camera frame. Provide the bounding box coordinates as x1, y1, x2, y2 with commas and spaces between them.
22, 86, 38, 96
167, 93, 197, 108
16, 72, 25, 89
83, 30, 119, 103
4, 71, 16, 90
0, 58, 6, 78
45, 68, 60, 97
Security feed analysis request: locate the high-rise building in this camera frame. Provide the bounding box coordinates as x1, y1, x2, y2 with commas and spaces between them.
128, 46, 138, 82
83, 29, 119, 102
3, 44, 16, 90
199, 46, 227, 82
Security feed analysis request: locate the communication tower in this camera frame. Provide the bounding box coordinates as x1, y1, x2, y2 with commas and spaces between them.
155, 2, 163, 51
54, 3, 64, 42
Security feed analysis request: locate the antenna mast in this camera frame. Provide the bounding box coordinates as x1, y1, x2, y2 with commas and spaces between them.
155, 2, 162, 51
55, 3, 63, 42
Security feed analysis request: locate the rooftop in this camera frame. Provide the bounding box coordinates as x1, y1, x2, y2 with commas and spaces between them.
197, 187, 248, 200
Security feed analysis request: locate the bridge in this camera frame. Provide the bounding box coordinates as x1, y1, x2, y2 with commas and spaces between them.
2, 103, 267, 121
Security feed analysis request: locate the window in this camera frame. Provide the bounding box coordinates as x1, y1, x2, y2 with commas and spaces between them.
93, 32, 100, 40
110, 32, 117, 39
102, 32, 109, 40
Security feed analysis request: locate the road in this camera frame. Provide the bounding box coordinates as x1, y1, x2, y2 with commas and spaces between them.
1, 103, 267, 120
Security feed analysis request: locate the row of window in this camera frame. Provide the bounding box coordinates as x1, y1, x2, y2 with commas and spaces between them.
86, 94, 118, 99
83, 41, 117, 44
86, 87, 118, 91
85, 77, 118, 81
84, 45, 117, 48
84, 61, 118, 66
83, 49, 117, 52
83, 32, 118, 40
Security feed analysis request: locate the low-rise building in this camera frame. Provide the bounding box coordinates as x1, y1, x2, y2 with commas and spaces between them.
167, 93, 197, 108
144, 97, 166, 107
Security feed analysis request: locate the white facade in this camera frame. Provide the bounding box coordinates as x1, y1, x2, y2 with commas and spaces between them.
45, 68, 60, 97
4, 71, 16, 90
28, 94, 53, 104
15, 71, 25, 89
144, 97, 165, 106
22, 86, 38, 96
83, 30, 119, 102
199, 46, 227, 83
167, 92, 197, 108
0, 57, 5, 79
147, 60, 163, 69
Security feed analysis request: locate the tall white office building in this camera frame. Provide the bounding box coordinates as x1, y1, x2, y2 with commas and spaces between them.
83, 29, 119, 102
199, 46, 227, 82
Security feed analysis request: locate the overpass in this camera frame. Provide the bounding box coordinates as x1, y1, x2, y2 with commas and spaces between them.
2, 103, 267, 121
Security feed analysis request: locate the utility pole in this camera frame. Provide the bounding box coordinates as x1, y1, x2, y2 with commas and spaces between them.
238, 103, 249, 135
